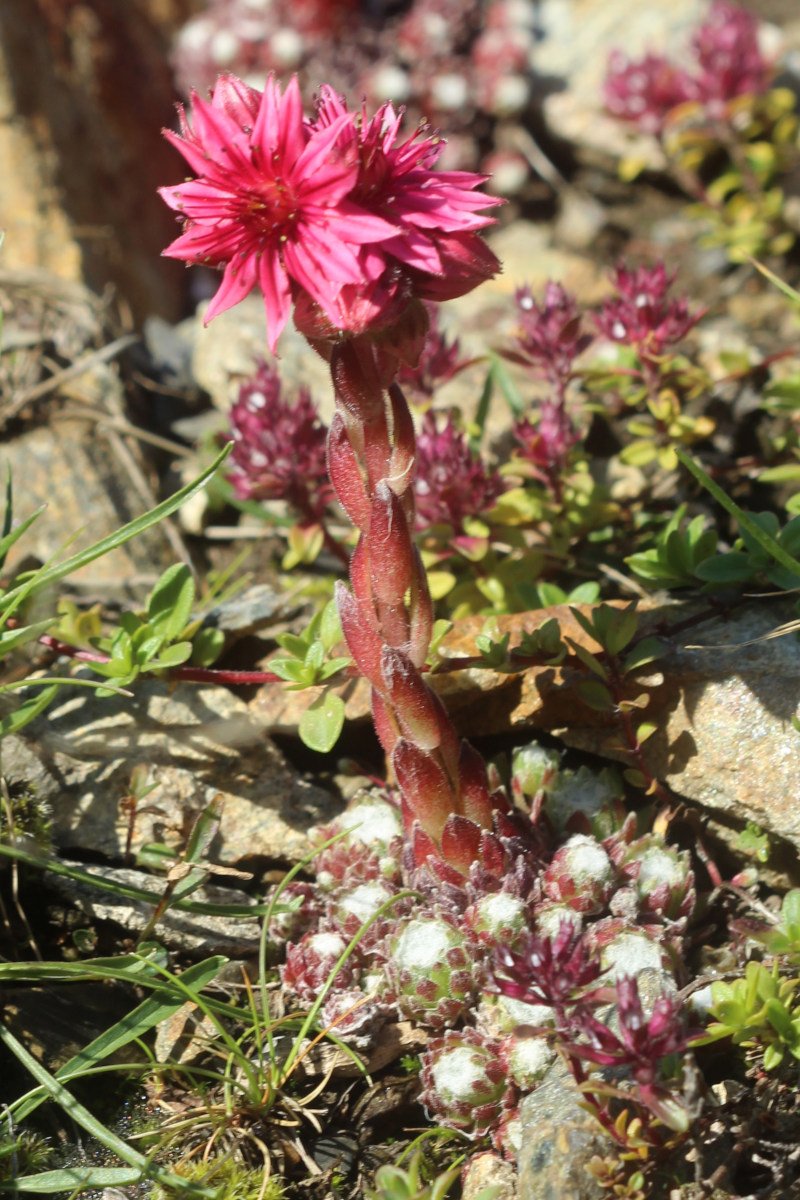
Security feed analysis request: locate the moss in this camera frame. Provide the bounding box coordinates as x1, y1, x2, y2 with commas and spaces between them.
146, 1157, 285, 1200
0, 782, 52, 846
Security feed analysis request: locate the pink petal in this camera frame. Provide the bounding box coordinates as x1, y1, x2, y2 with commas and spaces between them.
276, 75, 308, 168
161, 221, 243, 264
159, 179, 237, 222
314, 84, 348, 127
326, 200, 399, 244
252, 75, 282, 159
383, 228, 442, 273
203, 252, 259, 323
258, 251, 292, 353
294, 114, 359, 202
211, 74, 261, 129
188, 91, 250, 163
162, 125, 212, 177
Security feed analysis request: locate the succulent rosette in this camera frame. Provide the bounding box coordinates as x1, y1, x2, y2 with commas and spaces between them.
419, 1026, 517, 1136
542, 833, 617, 915
281, 929, 358, 1002
384, 915, 485, 1029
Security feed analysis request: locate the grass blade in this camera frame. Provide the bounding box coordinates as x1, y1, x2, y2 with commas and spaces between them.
10, 957, 225, 1123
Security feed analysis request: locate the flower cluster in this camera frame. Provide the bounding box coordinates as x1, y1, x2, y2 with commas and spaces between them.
226, 361, 332, 519
414, 411, 505, 535
171, 0, 537, 187
604, 0, 773, 134
493, 923, 699, 1135
160, 73, 501, 351
593, 263, 702, 359
507, 282, 592, 389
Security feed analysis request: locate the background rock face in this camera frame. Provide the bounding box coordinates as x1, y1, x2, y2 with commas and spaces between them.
0, 0, 187, 319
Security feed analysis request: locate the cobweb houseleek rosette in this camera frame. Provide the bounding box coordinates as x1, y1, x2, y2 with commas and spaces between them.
160, 72, 514, 878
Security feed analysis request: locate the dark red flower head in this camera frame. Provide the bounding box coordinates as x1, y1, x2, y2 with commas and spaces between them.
226, 360, 332, 520
593, 263, 702, 358
414, 410, 505, 533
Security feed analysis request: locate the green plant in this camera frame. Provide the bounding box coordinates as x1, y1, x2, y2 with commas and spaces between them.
626, 507, 718, 588
0, 445, 231, 737
147, 1158, 285, 1200
365, 1149, 501, 1200
268, 598, 352, 751
694, 959, 800, 1071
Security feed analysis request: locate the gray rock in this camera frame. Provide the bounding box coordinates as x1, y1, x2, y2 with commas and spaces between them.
7, 415, 173, 592
3, 680, 337, 866
563, 603, 800, 851
517, 1063, 607, 1200
46, 860, 261, 957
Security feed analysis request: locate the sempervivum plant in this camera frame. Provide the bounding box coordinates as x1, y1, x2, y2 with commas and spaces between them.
414, 410, 506, 537
311, 794, 405, 891
226, 360, 331, 517
542, 833, 618, 914
384, 915, 484, 1029
419, 1026, 517, 1137
280, 929, 358, 1003
615, 833, 696, 924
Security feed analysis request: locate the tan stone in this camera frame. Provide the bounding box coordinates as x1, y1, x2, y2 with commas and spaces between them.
0, 0, 186, 319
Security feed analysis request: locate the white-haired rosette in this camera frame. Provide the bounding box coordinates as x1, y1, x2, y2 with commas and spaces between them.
543, 833, 617, 914
385, 915, 484, 1029
419, 1027, 516, 1135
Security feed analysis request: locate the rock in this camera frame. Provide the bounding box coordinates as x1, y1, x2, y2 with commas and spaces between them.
463, 1152, 518, 1200
431, 601, 800, 854
516, 1064, 607, 1200
7, 414, 173, 590
3, 681, 337, 867
595, 602, 800, 850
0, 0, 186, 320
531, 0, 783, 172
46, 860, 261, 957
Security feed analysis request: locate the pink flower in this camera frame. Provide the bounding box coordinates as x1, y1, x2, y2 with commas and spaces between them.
314, 86, 502, 302
513, 400, 580, 486
225, 360, 332, 519
593, 263, 702, 357
160, 74, 396, 351
414, 410, 505, 533
691, 0, 772, 110
604, 3, 773, 134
